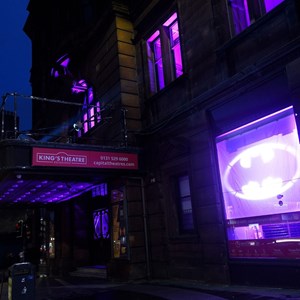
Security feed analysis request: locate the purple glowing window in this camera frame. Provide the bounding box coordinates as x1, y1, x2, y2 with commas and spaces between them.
51, 54, 71, 78
216, 106, 300, 259
147, 32, 165, 92
153, 38, 165, 90
265, 0, 284, 12
166, 16, 183, 78
92, 183, 108, 197
89, 107, 95, 128
83, 113, 88, 133
216, 106, 300, 219
146, 12, 183, 94
229, 0, 285, 35
93, 209, 110, 239
72, 79, 88, 94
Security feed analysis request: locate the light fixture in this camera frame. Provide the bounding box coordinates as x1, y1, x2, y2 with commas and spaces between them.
73, 121, 83, 131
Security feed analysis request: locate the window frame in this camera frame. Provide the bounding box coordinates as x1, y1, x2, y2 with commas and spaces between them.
174, 174, 195, 234
227, 0, 285, 36
145, 12, 183, 96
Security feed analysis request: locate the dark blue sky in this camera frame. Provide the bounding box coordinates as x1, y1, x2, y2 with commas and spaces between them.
0, 0, 32, 131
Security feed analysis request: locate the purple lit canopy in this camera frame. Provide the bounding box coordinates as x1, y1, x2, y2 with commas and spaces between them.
0, 173, 101, 206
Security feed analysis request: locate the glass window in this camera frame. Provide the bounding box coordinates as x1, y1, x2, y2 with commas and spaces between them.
228, 0, 285, 35
176, 175, 195, 232
153, 36, 165, 91
77, 87, 101, 135
93, 208, 110, 239
146, 12, 183, 95
216, 106, 300, 259
168, 19, 183, 78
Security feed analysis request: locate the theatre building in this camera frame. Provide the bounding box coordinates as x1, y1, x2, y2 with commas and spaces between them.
1, 0, 299, 288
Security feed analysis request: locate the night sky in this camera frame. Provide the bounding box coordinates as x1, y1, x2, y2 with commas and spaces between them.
0, 0, 32, 131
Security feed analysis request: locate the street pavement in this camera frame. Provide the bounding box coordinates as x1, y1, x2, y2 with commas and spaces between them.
0, 273, 300, 299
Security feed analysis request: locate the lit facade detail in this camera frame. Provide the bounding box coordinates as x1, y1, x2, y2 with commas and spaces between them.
146, 12, 183, 94
228, 0, 285, 35
93, 209, 110, 239
216, 106, 300, 259
50, 55, 101, 136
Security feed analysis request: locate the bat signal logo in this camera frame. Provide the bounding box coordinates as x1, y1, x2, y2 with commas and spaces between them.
223, 143, 300, 201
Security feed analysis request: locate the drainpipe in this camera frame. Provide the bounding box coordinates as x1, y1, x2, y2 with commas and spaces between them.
129, 177, 151, 279
140, 177, 151, 279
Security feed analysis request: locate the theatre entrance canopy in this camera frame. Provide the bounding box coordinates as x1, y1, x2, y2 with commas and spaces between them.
0, 139, 140, 207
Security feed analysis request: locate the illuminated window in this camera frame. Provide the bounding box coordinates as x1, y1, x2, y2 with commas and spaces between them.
176, 175, 194, 233
228, 0, 285, 35
77, 87, 101, 136
216, 106, 300, 259
93, 208, 110, 239
51, 54, 101, 136
146, 12, 183, 95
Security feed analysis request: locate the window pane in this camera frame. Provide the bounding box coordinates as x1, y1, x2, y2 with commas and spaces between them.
89, 107, 95, 128
181, 197, 192, 212
83, 113, 88, 133
216, 106, 300, 259
169, 20, 183, 78
179, 176, 190, 197
172, 44, 183, 77
177, 175, 194, 232
153, 38, 165, 90
155, 59, 165, 90
229, 0, 250, 34
229, 0, 285, 35
153, 38, 162, 60
264, 0, 284, 12
146, 12, 182, 94
147, 33, 165, 93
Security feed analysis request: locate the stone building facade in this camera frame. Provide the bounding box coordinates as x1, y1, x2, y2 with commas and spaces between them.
23, 0, 300, 288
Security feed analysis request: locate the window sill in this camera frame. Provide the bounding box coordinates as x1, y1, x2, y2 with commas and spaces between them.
145, 73, 188, 103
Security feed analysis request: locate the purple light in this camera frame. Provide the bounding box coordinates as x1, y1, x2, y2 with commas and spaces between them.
169, 20, 183, 78
216, 106, 300, 220
163, 12, 177, 27
83, 113, 88, 133
153, 37, 165, 90
88, 88, 93, 103
51, 54, 71, 78
264, 0, 284, 12
230, 0, 285, 35
93, 209, 110, 239
147, 33, 165, 92
72, 79, 88, 94
0, 178, 99, 205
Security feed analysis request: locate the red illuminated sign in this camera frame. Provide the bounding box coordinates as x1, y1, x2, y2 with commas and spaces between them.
32, 147, 138, 170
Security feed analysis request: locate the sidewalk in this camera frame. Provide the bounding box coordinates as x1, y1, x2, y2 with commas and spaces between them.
0, 274, 299, 300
